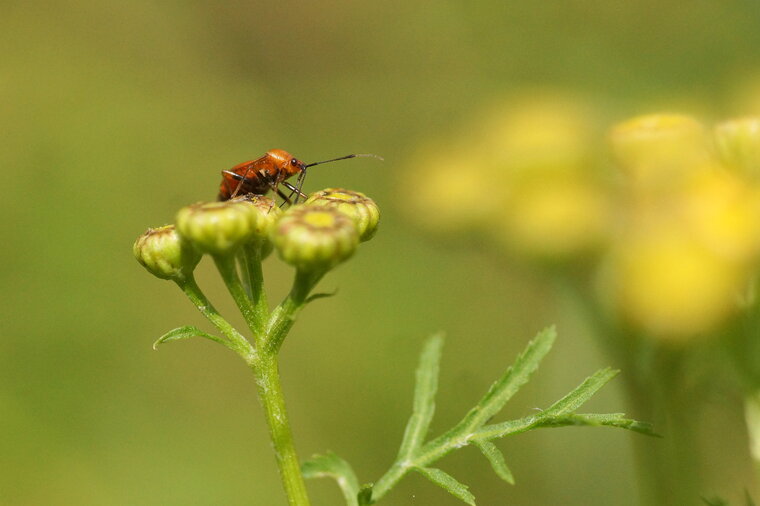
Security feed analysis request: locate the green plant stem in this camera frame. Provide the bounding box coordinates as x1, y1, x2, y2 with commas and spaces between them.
175, 274, 253, 357
249, 349, 311, 506
241, 243, 269, 336
242, 267, 327, 505
187, 256, 323, 505
237, 255, 252, 298
265, 269, 325, 353
629, 348, 699, 506
551, 274, 638, 379
214, 254, 259, 338
551, 273, 701, 506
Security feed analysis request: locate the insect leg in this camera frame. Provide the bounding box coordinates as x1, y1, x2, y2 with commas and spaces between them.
292, 170, 308, 204
257, 175, 291, 208
222, 170, 247, 181
282, 181, 308, 203
276, 188, 293, 207
230, 163, 256, 199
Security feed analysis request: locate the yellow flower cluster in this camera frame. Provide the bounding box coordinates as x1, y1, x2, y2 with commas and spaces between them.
404, 94, 760, 341
404, 93, 611, 259
605, 114, 760, 340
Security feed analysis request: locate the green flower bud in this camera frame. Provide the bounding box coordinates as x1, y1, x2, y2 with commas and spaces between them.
230, 194, 283, 257
272, 205, 359, 272
133, 225, 201, 281
714, 117, 760, 180
304, 188, 380, 241
176, 200, 261, 256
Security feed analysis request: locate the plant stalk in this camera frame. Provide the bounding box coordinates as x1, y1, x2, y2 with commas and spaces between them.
214, 254, 259, 338
176, 275, 253, 356
183, 254, 323, 505
248, 351, 311, 506
552, 274, 700, 506
241, 243, 269, 336
265, 269, 324, 353
248, 265, 324, 505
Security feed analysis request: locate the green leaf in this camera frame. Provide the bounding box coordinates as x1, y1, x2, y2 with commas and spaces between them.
542, 367, 618, 416
473, 416, 540, 440
397, 334, 444, 459
459, 326, 556, 431
474, 411, 656, 440
415, 467, 476, 505
302, 452, 360, 506
152, 325, 227, 350
368, 328, 655, 505
305, 288, 338, 304
534, 413, 658, 436
473, 439, 514, 484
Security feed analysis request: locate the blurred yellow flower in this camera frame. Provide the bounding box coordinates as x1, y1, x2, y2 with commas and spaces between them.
475, 93, 597, 179
603, 226, 745, 340
610, 113, 713, 191
678, 170, 760, 263
404, 102, 760, 341
494, 178, 611, 260
401, 144, 502, 234
402, 91, 601, 247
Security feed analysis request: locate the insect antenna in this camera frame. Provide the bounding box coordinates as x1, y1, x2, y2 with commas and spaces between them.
303, 153, 383, 168
293, 153, 383, 204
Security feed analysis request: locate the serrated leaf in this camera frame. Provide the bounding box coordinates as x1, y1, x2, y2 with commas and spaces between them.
473, 416, 539, 440
397, 334, 444, 459
534, 413, 658, 436
474, 412, 656, 441
473, 439, 514, 484
368, 328, 656, 505
459, 326, 556, 431
302, 452, 360, 506
542, 367, 618, 416
415, 467, 476, 505
152, 325, 227, 350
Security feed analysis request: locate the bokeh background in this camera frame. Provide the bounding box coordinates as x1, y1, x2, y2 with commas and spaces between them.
4, 1, 760, 505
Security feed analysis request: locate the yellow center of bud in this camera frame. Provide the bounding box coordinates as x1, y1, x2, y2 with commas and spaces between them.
303, 211, 337, 228
329, 192, 354, 201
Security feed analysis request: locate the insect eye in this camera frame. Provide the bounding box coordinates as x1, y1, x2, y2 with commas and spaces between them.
290, 158, 298, 165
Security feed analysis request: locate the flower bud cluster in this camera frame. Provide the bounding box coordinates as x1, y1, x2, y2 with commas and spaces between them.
403, 98, 760, 341
134, 190, 379, 280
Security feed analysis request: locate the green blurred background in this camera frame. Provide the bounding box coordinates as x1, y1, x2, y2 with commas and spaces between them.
3, 1, 760, 504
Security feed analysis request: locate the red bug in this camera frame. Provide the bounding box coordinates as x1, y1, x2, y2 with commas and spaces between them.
218, 149, 381, 204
